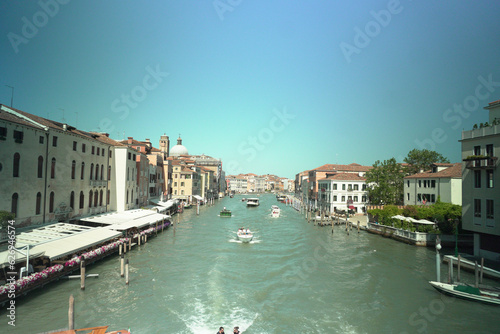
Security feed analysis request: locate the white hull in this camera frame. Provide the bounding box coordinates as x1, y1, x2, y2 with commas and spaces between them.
247, 198, 260, 207
429, 281, 500, 305
237, 233, 253, 243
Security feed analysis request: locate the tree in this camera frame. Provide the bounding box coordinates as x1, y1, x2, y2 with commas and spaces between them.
0, 211, 15, 229
365, 158, 404, 205
404, 149, 450, 175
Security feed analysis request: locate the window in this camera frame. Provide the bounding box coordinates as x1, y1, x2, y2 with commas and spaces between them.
100, 164, 104, 180
71, 160, 76, 179
431, 194, 436, 203
127, 168, 129, 181
109, 150, 112, 158
417, 194, 422, 202
38, 156, 43, 178
407, 180, 410, 187
341, 196, 345, 202
131, 190, 133, 204
486, 200, 494, 219
474, 145, 481, 155
354, 196, 358, 202
36, 192, 42, 215
474, 170, 481, 188
133, 154, 136, 160
418, 180, 421, 187
128, 152, 131, 160
81, 162, 85, 179
39, 136, 44, 144
13, 153, 20, 177
99, 190, 103, 206
333, 195, 337, 201
407, 193, 410, 201
90, 163, 94, 180
89, 190, 93, 208
102, 149, 104, 157
52, 136, 58, 147
362, 184, 367, 191
362, 196, 367, 202
91, 146, 95, 155
126, 191, 129, 204
49, 192, 55, 213
70, 191, 75, 210
11, 193, 18, 216
342, 184, 346, 190
13, 130, 23, 143
96, 147, 100, 155
174, 190, 177, 195
82, 144, 86, 153
354, 184, 359, 191
95, 164, 99, 181
73, 141, 77, 151
174, 182, 177, 187
94, 190, 98, 207
474, 199, 481, 218
0, 126, 6, 139
79, 191, 84, 209
108, 166, 111, 180
486, 144, 494, 157
107, 190, 110, 205
181, 182, 185, 187
181, 190, 184, 195
348, 185, 353, 191
487, 170, 494, 188
431, 180, 436, 188
51, 158, 56, 178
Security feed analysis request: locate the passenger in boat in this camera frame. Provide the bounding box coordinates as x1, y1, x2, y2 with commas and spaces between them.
217, 327, 225, 334
233, 327, 240, 333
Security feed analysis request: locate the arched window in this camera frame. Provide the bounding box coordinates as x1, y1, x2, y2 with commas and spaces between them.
70, 191, 75, 210
81, 162, 85, 179
99, 190, 103, 206
36, 192, 42, 215
94, 190, 98, 207
107, 190, 110, 205
11, 193, 18, 216
108, 166, 111, 180
49, 191, 55, 213
79, 191, 84, 209
131, 190, 134, 204
127, 167, 129, 181
89, 190, 93, 208
95, 164, 99, 181
51, 158, 56, 179
38, 156, 43, 178
71, 160, 76, 179
90, 163, 94, 180
13, 153, 20, 177
101, 164, 104, 180
126, 190, 129, 204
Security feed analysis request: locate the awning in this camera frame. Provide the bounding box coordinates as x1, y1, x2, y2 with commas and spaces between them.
0, 250, 45, 269
416, 219, 436, 225
193, 195, 203, 201
82, 210, 170, 231
105, 213, 169, 231
30, 228, 122, 260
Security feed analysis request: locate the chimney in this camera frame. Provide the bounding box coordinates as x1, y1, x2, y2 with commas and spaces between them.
127, 137, 133, 145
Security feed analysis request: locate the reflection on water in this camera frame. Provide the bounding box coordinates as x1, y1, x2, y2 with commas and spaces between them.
2, 194, 500, 333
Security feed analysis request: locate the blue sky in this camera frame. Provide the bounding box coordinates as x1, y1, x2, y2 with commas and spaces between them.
1, 1, 499, 178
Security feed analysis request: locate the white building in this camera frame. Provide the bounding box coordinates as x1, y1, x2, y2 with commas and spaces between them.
460, 99, 500, 260
404, 163, 462, 206
318, 173, 368, 213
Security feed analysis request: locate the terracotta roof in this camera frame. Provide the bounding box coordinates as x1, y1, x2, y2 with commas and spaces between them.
319, 173, 366, 181
311, 163, 372, 172
90, 132, 127, 147
404, 163, 462, 179
432, 163, 454, 167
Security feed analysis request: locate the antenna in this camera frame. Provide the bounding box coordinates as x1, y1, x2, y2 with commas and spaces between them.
5, 85, 14, 107
59, 108, 66, 123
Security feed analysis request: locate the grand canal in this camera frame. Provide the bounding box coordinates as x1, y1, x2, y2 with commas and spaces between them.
2, 194, 500, 333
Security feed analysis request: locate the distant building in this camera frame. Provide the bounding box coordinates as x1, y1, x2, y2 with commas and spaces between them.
460, 99, 500, 260
403, 163, 462, 206
318, 173, 368, 213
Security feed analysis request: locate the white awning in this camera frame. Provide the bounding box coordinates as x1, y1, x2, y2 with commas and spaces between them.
0, 250, 45, 269
30, 228, 122, 260
416, 219, 436, 225
193, 195, 203, 201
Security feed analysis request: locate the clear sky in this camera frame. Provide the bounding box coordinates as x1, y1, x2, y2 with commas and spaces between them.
1, 1, 499, 178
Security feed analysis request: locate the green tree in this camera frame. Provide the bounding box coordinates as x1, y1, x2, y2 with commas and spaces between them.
404, 149, 450, 175
365, 158, 404, 205
0, 211, 15, 229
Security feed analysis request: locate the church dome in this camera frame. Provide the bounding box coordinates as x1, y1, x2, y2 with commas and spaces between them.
170, 136, 188, 156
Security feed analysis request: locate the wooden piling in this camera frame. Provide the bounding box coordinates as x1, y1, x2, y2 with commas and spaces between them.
129, 238, 132, 252
138, 234, 141, 246
120, 254, 124, 277
68, 294, 75, 330
125, 259, 129, 285
119, 244, 122, 256
457, 255, 461, 282
145, 234, 147, 243
80, 260, 86, 290
357, 221, 360, 233
480, 258, 484, 284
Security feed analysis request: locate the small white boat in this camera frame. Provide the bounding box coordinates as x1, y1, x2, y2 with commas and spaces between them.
271, 205, 280, 218
247, 198, 259, 207
429, 281, 500, 306
237, 228, 253, 243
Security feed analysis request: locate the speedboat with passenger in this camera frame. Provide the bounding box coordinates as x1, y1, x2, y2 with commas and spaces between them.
237, 228, 253, 243
271, 205, 280, 218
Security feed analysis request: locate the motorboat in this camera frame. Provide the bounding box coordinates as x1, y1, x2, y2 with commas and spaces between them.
237, 228, 253, 243
220, 208, 232, 217
247, 198, 259, 207
183, 203, 191, 209
429, 281, 500, 306
271, 205, 280, 218
277, 195, 287, 202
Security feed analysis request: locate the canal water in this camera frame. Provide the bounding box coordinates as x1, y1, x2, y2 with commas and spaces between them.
2, 194, 500, 334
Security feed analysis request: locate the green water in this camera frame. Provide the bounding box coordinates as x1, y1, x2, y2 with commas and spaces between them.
2, 194, 500, 333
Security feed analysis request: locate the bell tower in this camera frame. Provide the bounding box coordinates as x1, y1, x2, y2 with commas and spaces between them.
159, 134, 170, 159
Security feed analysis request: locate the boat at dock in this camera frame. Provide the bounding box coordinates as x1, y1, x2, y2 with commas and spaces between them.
237, 228, 253, 243
247, 198, 259, 207
51, 326, 131, 334
220, 208, 232, 217
184, 203, 192, 209
429, 281, 500, 306
271, 205, 280, 218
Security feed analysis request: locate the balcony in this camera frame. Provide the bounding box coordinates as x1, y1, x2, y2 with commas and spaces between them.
90, 179, 107, 187
463, 156, 498, 170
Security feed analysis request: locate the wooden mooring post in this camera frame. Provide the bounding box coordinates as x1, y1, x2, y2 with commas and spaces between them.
357, 221, 360, 233
119, 244, 122, 256
120, 254, 124, 277
129, 237, 132, 252
68, 295, 75, 330
80, 260, 86, 290
125, 259, 130, 285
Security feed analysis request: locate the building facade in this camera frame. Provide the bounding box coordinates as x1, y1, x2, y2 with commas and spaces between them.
318, 173, 368, 213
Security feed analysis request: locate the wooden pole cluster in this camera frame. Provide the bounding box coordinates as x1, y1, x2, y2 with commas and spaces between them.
125, 259, 129, 285
80, 260, 86, 290
68, 295, 75, 330
120, 254, 125, 277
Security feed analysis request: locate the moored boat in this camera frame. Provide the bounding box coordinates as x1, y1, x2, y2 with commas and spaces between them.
51, 326, 131, 334
247, 198, 259, 207
184, 203, 192, 209
429, 281, 500, 306
237, 228, 253, 243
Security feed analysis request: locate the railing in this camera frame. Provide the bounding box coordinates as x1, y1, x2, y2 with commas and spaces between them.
90, 179, 107, 187
464, 157, 497, 169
